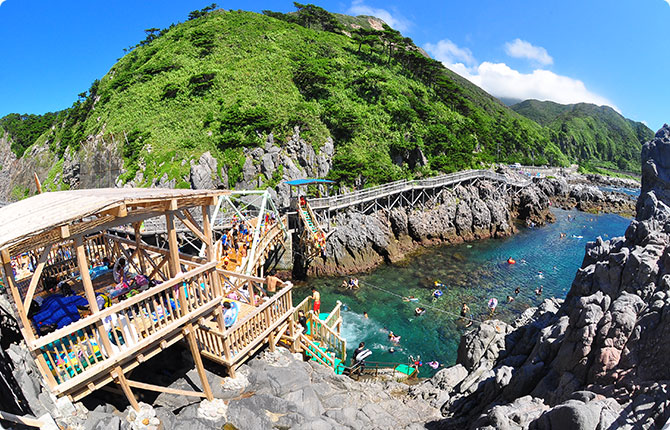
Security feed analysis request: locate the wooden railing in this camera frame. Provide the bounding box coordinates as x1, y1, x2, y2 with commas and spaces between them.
217, 268, 269, 307
290, 297, 347, 369
30, 262, 220, 395
239, 219, 286, 276
323, 301, 341, 330
308, 169, 532, 211
347, 360, 418, 381
293, 296, 311, 320
199, 283, 294, 365
15, 233, 109, 298
310, 311, 346, 364
299, 332, 336, 369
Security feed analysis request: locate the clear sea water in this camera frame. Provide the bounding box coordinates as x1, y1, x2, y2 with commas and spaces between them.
295, 208, 631, 375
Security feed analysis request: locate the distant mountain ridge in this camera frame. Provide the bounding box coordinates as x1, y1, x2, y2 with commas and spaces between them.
511, 99, 653, 172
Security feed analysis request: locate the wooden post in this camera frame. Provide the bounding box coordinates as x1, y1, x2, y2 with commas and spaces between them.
184, 323, 214, 401
113, 366, 140, 411
133, 223, 146, 274
33, 172, 42, 194
75, 236, 98, 313
1, 249, 35, 342
75, 236, 113, 355
24, 244, 52, 315
201, 205, 222, 295
165, 210, 180, 278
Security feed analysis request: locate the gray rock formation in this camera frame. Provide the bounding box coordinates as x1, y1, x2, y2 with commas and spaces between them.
309, 180, 552, 276
422, 124, 670, 429
231, 128, 334, 208
190, 151, 223, 190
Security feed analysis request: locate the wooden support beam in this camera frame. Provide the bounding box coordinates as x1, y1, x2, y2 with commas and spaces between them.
74, 236, 114, 355
125, 379, 207, 398
165, 212, 180, 278
1, 249, 34, 342
23, 244, 52, 315
133, 223, 146, 274
75, 236, 98, 313
112, 366, 139, 411
184, 323, 214, 401
174, 211, 208, 244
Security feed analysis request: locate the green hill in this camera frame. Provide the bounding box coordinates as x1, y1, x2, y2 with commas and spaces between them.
511, 99, 653, 172
0, 4, 643, 194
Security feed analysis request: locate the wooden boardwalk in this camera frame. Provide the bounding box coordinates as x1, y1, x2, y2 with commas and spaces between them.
0, 188, 302, 410
308, 169, 532, 213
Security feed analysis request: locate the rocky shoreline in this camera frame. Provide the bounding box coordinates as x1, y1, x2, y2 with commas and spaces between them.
409, 124, 670, 429
308, 173, 637, 278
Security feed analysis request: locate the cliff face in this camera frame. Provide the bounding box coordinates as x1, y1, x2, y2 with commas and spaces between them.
416, 124, 670, 429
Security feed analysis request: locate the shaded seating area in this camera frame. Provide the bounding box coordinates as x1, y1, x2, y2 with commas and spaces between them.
0, 188, 255, 408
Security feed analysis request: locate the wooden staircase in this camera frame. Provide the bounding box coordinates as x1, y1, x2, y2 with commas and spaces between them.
297, 199, 326, 260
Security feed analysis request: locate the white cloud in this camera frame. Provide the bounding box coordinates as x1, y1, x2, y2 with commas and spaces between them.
504, 38, 553, 66
424, 39, 616, 110
423, 39, 476, 67
665, 0, 670, 6
347, 1, 411, 32
0, 0, 7, 6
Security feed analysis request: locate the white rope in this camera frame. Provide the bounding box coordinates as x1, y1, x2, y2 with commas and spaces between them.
358, 280, 485, 326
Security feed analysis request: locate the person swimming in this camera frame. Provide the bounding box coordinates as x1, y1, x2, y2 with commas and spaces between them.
415, 307, 426, 316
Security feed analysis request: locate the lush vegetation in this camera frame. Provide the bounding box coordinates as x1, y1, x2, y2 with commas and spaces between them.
511, 100, 653, 173
0, 4, 646, 190
0, 112, 60, 157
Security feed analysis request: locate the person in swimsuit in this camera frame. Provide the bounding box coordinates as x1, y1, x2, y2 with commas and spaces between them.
311, 288, 321, 313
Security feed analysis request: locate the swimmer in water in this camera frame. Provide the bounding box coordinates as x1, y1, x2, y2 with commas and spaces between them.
515, 286, 521, 295
363, 311, 369, 318
536, 285, 543, 295
507, 295, 514, 303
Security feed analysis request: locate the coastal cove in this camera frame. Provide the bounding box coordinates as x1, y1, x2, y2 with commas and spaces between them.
295, 208, 631, 374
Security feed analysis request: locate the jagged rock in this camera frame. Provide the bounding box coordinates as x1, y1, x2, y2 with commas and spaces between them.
310, 179, 548, 276
433, 125, 670, 428
189, 151, 221, 190
457, 320, 512, 372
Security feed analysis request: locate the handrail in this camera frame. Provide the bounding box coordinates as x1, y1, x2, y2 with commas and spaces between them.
300, 333, 335, 368
220, 283, 292, 337
308, 169, 532, 211
310, 311, 346, 362
323, 301, 341, 329
31, 261, 217, 349
239, 221, 284, 276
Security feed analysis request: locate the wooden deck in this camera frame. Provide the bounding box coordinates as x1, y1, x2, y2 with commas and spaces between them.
0, 188, 297, 409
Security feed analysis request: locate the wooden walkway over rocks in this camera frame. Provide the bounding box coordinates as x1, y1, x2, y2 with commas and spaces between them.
0, 188, 343, 417
299, 169, 534, 233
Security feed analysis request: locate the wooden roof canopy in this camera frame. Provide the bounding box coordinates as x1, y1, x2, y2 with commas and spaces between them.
0, 188, 228, 256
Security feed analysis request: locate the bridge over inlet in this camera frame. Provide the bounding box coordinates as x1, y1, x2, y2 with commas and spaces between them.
301, 169, 533, 232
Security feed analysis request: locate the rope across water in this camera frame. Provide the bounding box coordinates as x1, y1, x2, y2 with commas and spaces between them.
358, 280, 484, 326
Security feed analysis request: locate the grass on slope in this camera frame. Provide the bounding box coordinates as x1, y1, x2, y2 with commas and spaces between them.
6, 6, 570, 189
512, 100, 653, 172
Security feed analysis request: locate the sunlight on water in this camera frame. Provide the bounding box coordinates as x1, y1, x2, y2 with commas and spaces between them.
296, 208, 631, 375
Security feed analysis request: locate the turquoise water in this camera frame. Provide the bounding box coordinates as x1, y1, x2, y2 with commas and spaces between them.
296, 209, 631, 375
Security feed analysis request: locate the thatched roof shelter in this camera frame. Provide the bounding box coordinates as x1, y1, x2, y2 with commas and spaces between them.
0, 188, 227, 255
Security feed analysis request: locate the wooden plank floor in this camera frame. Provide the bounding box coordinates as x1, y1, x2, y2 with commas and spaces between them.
203, 300, 256, 331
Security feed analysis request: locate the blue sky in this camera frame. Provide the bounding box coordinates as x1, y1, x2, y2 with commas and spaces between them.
0, 0, 668, 130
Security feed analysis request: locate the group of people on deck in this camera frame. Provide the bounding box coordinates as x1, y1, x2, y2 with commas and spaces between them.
218, 213, 277, 271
